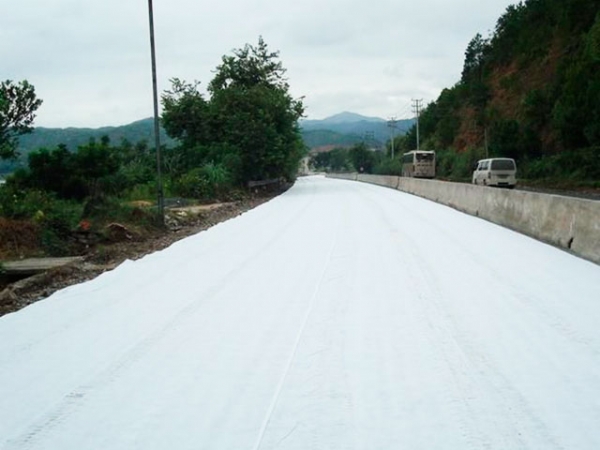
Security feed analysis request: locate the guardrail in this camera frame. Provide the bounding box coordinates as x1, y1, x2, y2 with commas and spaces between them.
328, 173, 600, 265
247, 178, 282, 188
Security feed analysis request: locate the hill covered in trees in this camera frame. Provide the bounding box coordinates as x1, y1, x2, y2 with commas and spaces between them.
411, 0, 600, 182
18, 119, 176, 153
301, 129, 366, 149
300, 113, 414, 149
0, 119, 175, 176
0, 112, 413, 177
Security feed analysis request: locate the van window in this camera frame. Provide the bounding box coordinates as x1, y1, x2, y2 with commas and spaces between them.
491, 159, 515, 170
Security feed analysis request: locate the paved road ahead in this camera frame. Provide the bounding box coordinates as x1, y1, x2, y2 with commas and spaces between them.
1, 176, 600, 449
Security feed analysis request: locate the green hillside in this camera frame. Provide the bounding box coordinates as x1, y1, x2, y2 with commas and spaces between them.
18, 118, 175, 154
411, 0, 600, 181
300, 114, 413, 149
302, 130, 372, 149
0, 113, 399, 176
0, 119, 176, 176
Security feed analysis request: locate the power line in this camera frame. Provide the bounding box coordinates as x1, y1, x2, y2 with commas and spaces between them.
396, 103, 414, 121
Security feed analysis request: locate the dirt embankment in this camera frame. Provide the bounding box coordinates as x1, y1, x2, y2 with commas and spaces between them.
0, 191, 284, 317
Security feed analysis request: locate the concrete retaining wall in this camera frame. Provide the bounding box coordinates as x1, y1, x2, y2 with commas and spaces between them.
327, 173, 600, 265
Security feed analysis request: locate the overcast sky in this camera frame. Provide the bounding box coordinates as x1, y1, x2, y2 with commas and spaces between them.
3, 0, 516, 128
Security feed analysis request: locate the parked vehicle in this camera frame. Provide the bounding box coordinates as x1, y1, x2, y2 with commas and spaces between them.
401, 150, 436, 178
472, 158, 517, 188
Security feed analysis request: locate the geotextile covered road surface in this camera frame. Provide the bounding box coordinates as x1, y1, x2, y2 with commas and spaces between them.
1, 175, 600, 449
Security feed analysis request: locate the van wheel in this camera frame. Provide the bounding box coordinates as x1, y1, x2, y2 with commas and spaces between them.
483, 179, 487, 186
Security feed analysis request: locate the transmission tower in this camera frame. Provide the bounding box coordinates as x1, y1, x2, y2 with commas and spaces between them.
412, 99, 423, 150
364, 130, 375, 149
387, 117, 398, 159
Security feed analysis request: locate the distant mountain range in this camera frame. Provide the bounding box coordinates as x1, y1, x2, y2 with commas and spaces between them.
1, 119, 176, 175
0, 112, 415, 174
300, 112, 414, 149
16, 118, 176, 154
303, 111, 387, 125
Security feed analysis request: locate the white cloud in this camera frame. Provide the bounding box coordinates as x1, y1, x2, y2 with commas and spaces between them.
1, 0, 516, 127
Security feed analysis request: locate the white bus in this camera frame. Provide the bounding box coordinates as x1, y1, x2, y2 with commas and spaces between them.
401, 150, 436, 178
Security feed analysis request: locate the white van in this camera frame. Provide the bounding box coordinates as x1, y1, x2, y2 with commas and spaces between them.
472, 158, 517, 188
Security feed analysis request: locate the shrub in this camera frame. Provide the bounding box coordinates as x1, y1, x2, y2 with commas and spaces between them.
38, 199, 83, 256
520, 146, 600, 181
174, 163, 232, 201
373, 158, 403, 175
436, 148, 485, 180
0, 184, 85, 256
0, 217, 40, 257
126, 182, 157, 202
1, 186, 55, 219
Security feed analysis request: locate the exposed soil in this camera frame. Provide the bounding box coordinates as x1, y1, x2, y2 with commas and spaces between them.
0, 189, 286, 317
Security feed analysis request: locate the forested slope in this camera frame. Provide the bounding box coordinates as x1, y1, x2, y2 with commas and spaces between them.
414, 0, 600, 181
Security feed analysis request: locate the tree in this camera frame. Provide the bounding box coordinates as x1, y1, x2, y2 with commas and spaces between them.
26, 144, 79, 197
208, 37, 305, 183
208, 37, 288, 93
209, 83, 304, 182
161, 78, 211, 148
461, 34, 490, 83
74, 137, 121, 199
348, 143, 375, 173
162, 37, 305, 185
0, 80, 43, 159
19, 138, 121, 201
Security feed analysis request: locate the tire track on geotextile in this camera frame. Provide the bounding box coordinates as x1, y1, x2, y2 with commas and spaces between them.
2, 180, 324, 450
362, 182, 600, 358
252, 195, 343, 450
326, 181, 493, 447
352, 183, 495, 448
360, 183, 565, 449
403, 238, 565, 450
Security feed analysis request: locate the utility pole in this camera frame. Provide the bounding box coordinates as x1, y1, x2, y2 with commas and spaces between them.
364, 130, 375, 149
387, 117, 397, 159
147, 0, 164, 225
484, 126, 489, 158
412, 99, 423, 150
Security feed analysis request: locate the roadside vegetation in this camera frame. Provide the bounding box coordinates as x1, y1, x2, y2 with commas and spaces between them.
313, 0, 600, 189
0, 38, 305, 259
414, 0, 600, 186
310, 143, 401, 175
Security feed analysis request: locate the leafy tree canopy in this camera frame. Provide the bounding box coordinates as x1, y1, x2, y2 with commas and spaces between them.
348, 143, 376, 173
401, 0, 600, 177
208, 37, 289, 93
0, 80, 43, 159
161, 79, 210, 148
461, 33, 490, 83
162, 37, 306, 185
